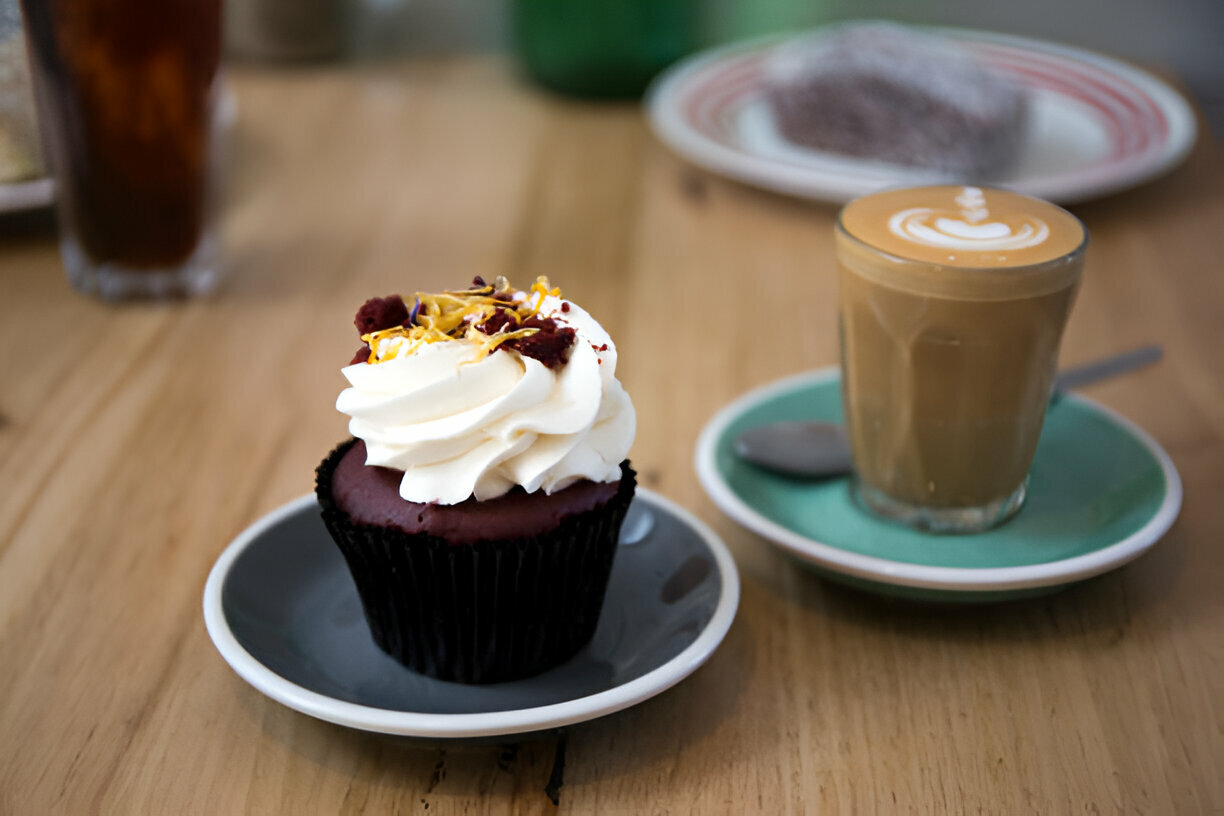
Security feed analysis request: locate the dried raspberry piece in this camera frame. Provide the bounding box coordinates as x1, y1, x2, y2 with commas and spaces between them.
349, 346, 371, 365
506, 327, 576, 369
476, 307, 518, 336
354, 295, 409, 336
505, 316, 576, 369
530, 316, 554, 331
476, 311, 576, 368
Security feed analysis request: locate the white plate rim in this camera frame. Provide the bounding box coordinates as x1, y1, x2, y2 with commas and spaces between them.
203, 487, 741, 738
0, 177, 54, 213
647, 25, 1198, 205
694, 366, 1182, 592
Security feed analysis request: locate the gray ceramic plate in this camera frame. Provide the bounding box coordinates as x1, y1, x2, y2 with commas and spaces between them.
203, 489, 739, 738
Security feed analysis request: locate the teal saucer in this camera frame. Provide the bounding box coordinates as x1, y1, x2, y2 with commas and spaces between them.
695, 368, 1182, 602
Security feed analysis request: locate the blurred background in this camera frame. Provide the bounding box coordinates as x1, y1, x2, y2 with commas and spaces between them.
326, 0, 1224, 130
2, 0, 1220, 198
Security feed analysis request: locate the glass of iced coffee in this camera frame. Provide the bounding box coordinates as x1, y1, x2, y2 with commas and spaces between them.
21, 0, 222, 299
836, 185, 1086, 533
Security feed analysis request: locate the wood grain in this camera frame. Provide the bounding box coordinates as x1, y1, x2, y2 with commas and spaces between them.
1, 56, 1222, 814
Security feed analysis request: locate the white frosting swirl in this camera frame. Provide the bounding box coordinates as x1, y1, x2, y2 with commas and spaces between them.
336, 294, 635, 505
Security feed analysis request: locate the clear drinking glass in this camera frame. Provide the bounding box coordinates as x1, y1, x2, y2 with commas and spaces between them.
836, 185, 1087, 533
21, 0, 223, 299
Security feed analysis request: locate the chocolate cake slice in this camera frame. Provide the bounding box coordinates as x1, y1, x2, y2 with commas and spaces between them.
764, 23, 1029, 177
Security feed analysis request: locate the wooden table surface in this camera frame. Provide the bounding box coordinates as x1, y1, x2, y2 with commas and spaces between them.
3, 57, 1222, 814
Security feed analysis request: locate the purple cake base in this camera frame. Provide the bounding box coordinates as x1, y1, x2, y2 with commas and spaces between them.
315, 438, 636, 684
330, 439, 622, 544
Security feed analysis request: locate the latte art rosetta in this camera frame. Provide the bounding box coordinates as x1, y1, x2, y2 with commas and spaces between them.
888, 207, 1050, 251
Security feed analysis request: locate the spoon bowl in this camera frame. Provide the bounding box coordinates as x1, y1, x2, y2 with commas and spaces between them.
732, 421, 851, 478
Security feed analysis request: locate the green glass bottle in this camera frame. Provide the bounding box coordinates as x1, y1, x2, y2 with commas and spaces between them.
512, 0, 698, 99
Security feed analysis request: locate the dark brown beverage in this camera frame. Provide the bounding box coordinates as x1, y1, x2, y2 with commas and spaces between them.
837, 186, 1086, 533
22, 0, 221, 295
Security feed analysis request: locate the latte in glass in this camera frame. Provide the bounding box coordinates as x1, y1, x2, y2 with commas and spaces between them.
836, 185, 1086, 533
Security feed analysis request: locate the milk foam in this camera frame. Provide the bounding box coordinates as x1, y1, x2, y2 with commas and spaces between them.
887, 187, 1050, 252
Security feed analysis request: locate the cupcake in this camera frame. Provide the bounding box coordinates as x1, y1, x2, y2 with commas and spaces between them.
315, 276, 637, 684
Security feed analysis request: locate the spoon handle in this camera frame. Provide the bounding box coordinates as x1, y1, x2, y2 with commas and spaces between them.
1052, 344, 1162, 394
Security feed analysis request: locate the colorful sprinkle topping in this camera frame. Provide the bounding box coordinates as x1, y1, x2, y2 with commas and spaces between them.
350, 276, 576, 369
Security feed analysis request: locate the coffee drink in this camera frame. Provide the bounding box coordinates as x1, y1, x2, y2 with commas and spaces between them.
836, 185, 1086, 533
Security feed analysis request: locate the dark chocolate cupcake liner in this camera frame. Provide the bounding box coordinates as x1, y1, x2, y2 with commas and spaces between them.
315, 439, 636, 684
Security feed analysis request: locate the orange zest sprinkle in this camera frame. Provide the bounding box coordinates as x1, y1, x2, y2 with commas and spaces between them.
360, 276, 560, 364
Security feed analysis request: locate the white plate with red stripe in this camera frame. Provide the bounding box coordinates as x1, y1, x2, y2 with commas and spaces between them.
647, 26, 1197, 205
